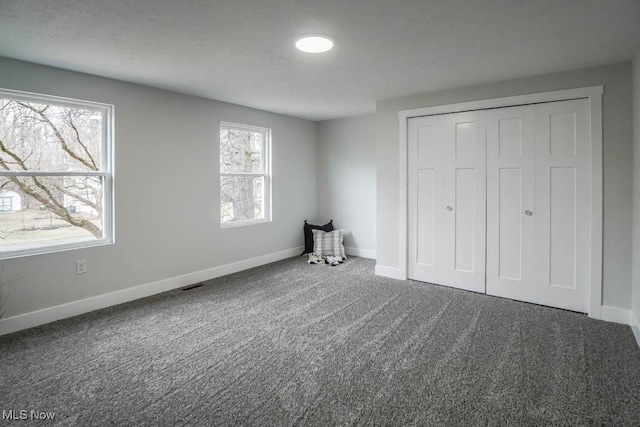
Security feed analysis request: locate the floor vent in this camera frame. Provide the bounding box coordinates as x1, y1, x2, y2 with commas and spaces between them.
182, 283, 204, 291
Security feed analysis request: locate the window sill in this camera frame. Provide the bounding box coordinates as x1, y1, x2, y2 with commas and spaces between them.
220, 218, 271, 229
0, 238, 114, 260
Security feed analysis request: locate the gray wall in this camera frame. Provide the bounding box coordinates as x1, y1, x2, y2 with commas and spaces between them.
317, 114, 376, 253
0, 57, 317, 318
633, 50, 640, 324
376, 62, 633, 309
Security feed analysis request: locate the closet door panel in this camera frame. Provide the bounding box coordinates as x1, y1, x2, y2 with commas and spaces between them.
440, 112, 486, 292
498, 167, 522, 280
486, 106, 535, 301
408, 111, 485, 293
408, 116, 447, 284
549, 166, 577, 288
533, 99, 590, 312
416, 168, 435, 266
454, 167, 476, 272
487, 99, 590, 313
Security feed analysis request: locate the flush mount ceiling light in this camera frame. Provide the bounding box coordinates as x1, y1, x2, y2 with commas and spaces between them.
295, 35, 334, 53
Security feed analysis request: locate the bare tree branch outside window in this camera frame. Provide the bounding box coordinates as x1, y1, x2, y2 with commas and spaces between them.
0, 94, 111, 254
220, 123, 270, 225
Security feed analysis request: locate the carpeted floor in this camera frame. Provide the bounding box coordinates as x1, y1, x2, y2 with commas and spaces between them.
1, 256, 639, 426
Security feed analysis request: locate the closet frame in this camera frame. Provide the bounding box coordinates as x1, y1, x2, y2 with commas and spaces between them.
398, 86, 604, 319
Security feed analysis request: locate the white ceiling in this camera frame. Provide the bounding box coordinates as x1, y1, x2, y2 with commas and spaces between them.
1, 0, 639, 121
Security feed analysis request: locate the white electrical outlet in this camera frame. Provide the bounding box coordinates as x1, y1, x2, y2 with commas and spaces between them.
76, 259, 87, 275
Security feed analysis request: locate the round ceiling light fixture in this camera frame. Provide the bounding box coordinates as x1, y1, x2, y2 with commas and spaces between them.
295, 35, 334, 53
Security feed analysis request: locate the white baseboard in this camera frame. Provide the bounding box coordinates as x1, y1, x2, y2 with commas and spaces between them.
631, 311, 640, 350
600, 305, 632, 325
345, 246, 376, 259
599, 306, 640, 348
374, 264, 405, 280
0, 246, 302, 337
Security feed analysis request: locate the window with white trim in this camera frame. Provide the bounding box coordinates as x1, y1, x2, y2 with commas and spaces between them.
0, 196, 11, 212
0, 89, 114, 259
219, 122, 271, 227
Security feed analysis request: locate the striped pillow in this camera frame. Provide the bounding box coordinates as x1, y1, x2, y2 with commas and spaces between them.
312, 229, 346, 259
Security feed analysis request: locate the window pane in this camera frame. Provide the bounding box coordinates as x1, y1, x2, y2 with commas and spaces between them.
0, 98, 102, 172
220, 127, 263, 174
0, 175, 103, 250
220, 175, 264, 224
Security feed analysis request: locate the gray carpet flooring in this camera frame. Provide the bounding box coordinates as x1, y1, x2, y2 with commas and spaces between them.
1, 256, 639, 426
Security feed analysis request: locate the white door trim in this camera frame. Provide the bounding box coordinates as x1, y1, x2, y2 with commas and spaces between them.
398, 86, 604, 319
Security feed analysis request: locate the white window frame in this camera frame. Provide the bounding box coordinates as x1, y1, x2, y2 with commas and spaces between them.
0, 196, 12, 212
0, 88, 115, 259
219, 121, 271, 228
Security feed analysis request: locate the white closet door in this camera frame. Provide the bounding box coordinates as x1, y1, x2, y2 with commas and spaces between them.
408, 112, 486, 293
408, 115, 446, 286
532, 99, 590, 312
486, 99, 590, 313
486, 106, 536, 303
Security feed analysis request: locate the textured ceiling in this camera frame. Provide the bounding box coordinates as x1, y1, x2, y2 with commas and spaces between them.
0, 0, 639, 121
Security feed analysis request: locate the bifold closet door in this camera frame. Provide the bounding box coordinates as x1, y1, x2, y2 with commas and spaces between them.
408, 111, 486, 293
485, 106, 536, 304
486, 99, 590, 313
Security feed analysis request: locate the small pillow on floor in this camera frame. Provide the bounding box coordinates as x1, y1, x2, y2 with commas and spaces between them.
312, 229, 346, 260
302, 220, 334, 254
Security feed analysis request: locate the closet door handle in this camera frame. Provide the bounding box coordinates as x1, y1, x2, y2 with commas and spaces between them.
525, 210, 533, 216
447, 206, 453, 211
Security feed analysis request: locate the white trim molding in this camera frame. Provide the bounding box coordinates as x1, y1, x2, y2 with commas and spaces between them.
0, 247, 302, 336
631, 311, 640, 349
375, 264, 404, 280
345, 246, 376, 259
397, 86, 604, 319
600, 305, 632, 325
600, 306, 640, 349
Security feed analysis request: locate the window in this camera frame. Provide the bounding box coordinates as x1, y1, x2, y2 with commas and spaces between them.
0, 88, 114, 259
0, 196, 11, 212
219, 122, 271, 227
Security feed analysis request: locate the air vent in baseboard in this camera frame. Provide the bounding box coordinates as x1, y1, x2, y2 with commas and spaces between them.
181, 283, 204, 291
